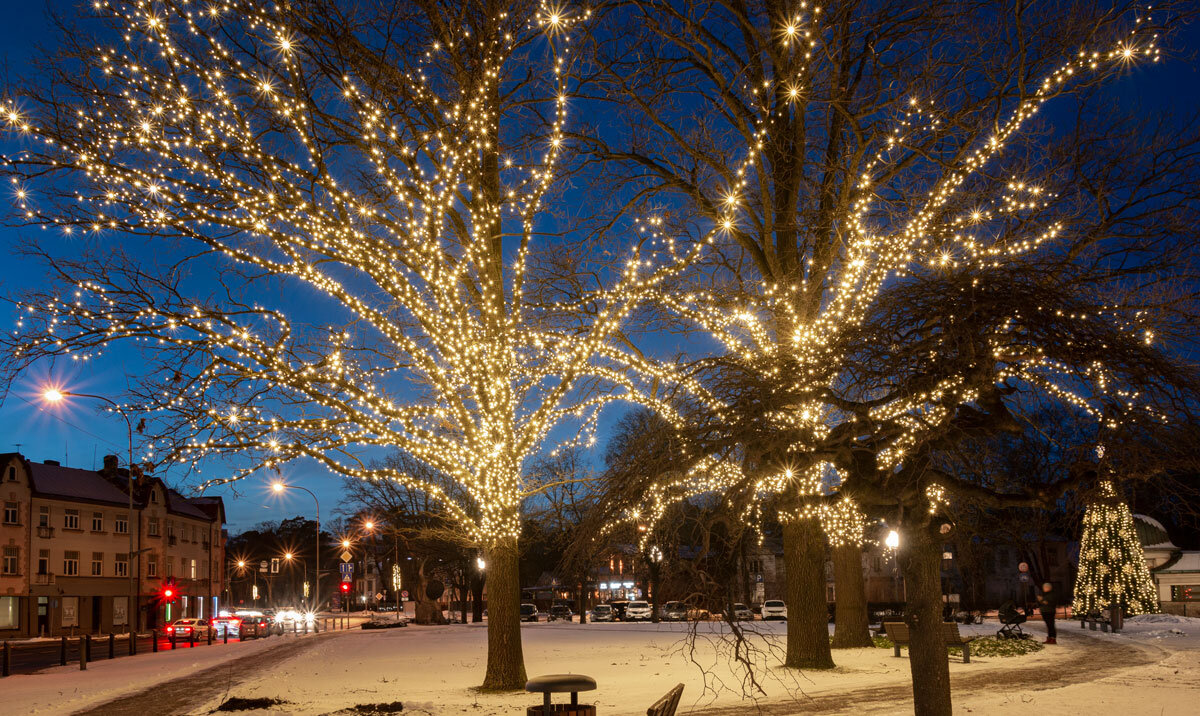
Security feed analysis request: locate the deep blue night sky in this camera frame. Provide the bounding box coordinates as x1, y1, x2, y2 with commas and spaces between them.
1, 2, 1198, 534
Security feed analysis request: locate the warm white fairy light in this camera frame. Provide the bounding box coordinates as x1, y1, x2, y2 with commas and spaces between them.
1072, 481, 1159, 616
1, 0, 721, 550
621, 7, 1167, 534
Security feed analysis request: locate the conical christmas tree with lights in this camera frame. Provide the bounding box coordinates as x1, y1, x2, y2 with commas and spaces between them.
1072, 481, 1159, 616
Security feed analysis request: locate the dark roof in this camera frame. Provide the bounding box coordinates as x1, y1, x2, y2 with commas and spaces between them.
188, 496, 226, 524
165, 488, 211, 520
29, 462, 133, 506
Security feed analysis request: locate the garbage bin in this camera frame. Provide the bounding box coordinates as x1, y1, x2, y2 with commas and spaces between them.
525, 674, 597, 716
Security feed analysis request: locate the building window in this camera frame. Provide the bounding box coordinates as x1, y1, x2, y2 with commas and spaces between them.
147, 557, 158, 578
0, 596, 17, 628
64, 551, 80, 576
1, 546, 17, 575
2, 502, 17, 524
64, 509, 80, 530
149, 518, 160, 536
5, 466, 14, 481
166, 557, 174, 577
167, 521, 175, 539
38, 506, 49, 528
37, 549, 49, 575
115, 554, 129, 577
150, 490, 158, 503
189, 558, 197, 579
91, 552, 104, 576
92, 512, 104, 532
115, 514, 129, 534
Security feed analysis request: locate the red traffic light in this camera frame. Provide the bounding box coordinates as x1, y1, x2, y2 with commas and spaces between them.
340, 582, 351, 593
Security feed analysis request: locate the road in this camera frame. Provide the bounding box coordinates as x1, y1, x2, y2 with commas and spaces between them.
70, 629, 351, 716
3, 631, 266, 675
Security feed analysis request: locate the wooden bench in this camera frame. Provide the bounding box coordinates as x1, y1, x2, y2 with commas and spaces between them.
647, 683, 685, 716
882, 621, 977, 663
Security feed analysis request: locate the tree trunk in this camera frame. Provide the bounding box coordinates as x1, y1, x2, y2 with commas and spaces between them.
471, 571, 485, 623
577, 580, 587, 624
831, 543, 873, 648
783, 517, 835, 669
481, 537, 527, 690
650, 562, 661, 623
900, 527, 952, 716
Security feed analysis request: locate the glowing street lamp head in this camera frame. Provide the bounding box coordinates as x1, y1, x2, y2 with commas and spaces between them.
271, 482, 285, 493
284, 552, 293, 560
341, 539, 351, 549
42, 387, 65, 403
476, 557, 486, 571
237, 560, 246, 568
364, 521, 374, 530
885, 530, 900, 550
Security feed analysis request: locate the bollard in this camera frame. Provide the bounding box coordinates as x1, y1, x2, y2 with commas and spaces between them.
293, 621, 298, 636
223, 627, 229, 645
171, 629, 177, 650
109, 633, 115, 659
189, 629, 195, 648
152, 630, 159, 653
303, 620, 308, 635
85, 634, 92, 663
130, 631, 137, 656
3, 641, 11, 677
208, 627, 213, 646
60, 636, 67, 666
80, 636, 88, 671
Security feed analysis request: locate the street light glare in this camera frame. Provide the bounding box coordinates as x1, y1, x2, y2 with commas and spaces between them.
42, 388, 65, 402
885, 530, 900, 549
284, 552, 293, 560
342, 539, 351, 548
272, 482, 285, 493
364, 521, 374, 530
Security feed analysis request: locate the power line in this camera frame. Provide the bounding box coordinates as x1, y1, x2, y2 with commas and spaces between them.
13, 393, 126, 455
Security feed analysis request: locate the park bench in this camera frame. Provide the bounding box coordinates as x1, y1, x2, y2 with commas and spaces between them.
1080, 612, 1113, 632
647, 684, 685, 716
882, 621, 977, 663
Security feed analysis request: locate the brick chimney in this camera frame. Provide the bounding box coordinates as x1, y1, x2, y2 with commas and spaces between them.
102, 454, 119, 474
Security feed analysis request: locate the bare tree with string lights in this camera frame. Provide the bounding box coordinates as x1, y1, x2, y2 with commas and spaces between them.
0, 0, 722, 689
584, 1, 1200, 712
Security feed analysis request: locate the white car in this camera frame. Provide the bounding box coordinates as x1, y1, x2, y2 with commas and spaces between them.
761, 599, 788, 621
725, 603, 753, 621
625, 601, 652, 621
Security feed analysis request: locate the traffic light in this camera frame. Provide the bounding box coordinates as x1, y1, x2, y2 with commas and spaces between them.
340, 581, 351, 594
160, 581, 179, 602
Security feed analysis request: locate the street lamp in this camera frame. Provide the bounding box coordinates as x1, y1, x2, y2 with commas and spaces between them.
283, 552, 309, 606
43, 387, 138, 634
885, 529, 903, 604
271, 480, 322, 615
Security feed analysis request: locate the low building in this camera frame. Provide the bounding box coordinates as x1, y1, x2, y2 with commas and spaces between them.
0, 453, 225, 638
1137, 514, 1200, 616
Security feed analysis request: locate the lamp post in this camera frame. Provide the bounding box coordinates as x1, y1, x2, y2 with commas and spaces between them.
271, 481, 321, 614
885, 529, 904, 605
282, 552, 308, 608
43, 388, 138, 634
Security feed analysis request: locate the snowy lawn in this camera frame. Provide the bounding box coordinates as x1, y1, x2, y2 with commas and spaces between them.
190, 619, 1084, 715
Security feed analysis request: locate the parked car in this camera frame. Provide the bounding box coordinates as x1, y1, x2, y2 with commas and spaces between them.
660, 601, 688, 621
761, 599, 788, 621
211, 616, 241, 638
166, 618, 213, 640
520, 603, 540, 622
548, 605, 573, 622
608, 600, 631, 621
625, 601, 652, 621
233, 610, 273, 639
724, 603, 753, 621
590, 604, 614, 622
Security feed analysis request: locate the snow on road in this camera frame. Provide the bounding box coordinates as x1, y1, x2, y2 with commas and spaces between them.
5, 634, 311, 715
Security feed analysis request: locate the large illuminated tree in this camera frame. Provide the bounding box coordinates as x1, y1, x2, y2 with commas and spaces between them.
0, 0, 709, 690
587, 1, 1196, 712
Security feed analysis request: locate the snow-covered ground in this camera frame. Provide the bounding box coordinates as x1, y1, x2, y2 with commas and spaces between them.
6, 633, 301, 715
185, 616, 1200, 715
9, 615, 1199, 715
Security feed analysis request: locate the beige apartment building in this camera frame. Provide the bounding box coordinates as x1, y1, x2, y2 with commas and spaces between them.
0, 453, 225, 638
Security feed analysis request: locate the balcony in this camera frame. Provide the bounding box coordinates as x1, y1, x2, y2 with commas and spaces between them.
36, 526, 54, 538
34, 573, 55, 585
